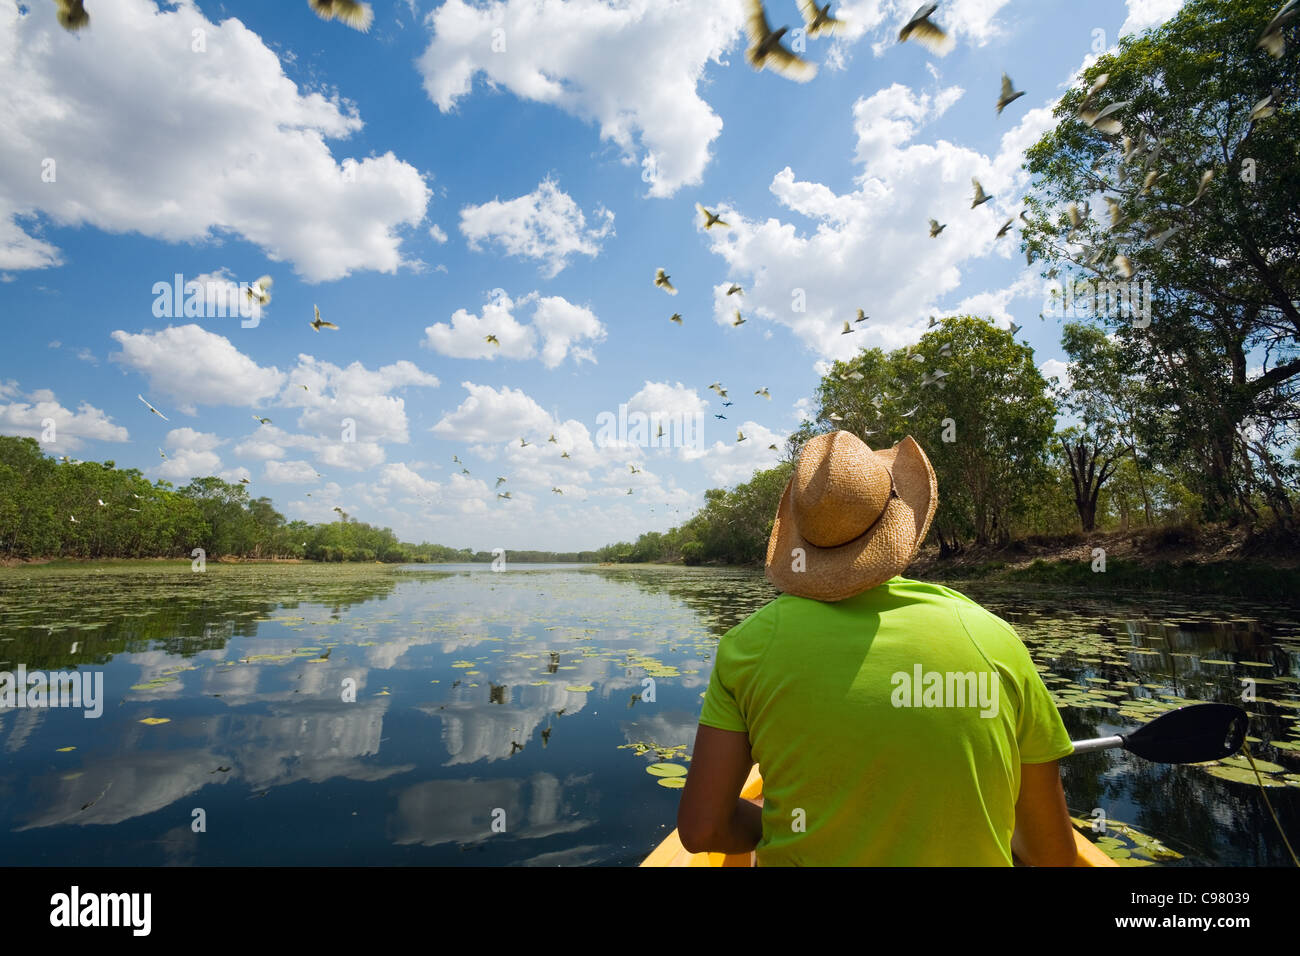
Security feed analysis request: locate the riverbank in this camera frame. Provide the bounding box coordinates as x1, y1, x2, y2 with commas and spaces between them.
907, 523, 1300, 598
0, 556, 310, 568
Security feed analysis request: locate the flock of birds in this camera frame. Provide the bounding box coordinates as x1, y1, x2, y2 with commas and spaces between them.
46, 0, 1298, 528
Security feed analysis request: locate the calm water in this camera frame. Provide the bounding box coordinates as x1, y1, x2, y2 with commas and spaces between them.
0, 562, 1296, 866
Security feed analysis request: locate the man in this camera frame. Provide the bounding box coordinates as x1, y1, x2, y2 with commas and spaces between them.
677, 431, 1077, 866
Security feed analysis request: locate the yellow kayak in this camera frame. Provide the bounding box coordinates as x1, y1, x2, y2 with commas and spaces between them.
640, 765, 1116, 867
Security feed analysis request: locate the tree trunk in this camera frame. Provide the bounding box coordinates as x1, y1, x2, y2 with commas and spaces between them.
1251, 439, 1295, 527
1062, 438, 1118, 533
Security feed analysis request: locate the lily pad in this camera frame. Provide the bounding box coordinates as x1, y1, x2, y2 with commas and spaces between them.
138, 717, 170, 726
646, 762, 688, 777
565, 684, 595, 693
656, 776, 686, 789
1201, 764, 1284, 786
1218, 755, 1285, 773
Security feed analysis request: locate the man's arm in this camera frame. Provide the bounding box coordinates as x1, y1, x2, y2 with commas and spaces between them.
1011, 760, 1078, 866
677, 724, 762, 854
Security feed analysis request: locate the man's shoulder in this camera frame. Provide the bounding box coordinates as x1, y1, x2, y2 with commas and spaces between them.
884, 577, 1022, 640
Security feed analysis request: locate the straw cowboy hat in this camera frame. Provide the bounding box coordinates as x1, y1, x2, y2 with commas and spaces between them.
766, 431, 938, 602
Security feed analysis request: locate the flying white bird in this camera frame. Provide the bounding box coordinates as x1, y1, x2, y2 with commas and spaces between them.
898, 3, 952, 54
1080, 100, 1130, 136
1249, 90, 1278, 122
308, 0, 374, 32
310, 305, 338, 332
1189, 168, 1215, 206
745, 0, 818, 82
800, 1, 844, 36
696, 204, 729, 229
138, 395, 169, 421
55, 0, 89, 31
246, 275, 273, 308
996, 73, 1025, 115
1258, 0, 1298, 58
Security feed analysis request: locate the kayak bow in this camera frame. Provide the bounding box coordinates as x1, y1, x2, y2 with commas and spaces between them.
639, 765, 1116, 867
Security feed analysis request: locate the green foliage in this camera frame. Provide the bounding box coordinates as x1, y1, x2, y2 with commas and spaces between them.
0, 436, 601, 563
815, 316, 1059, 549
595, 462, 793, 565
1022, 0, 1300, 525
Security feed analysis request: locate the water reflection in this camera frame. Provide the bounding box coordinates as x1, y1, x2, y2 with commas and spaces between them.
389, 772, 595, 848
0, 563, 1295, 865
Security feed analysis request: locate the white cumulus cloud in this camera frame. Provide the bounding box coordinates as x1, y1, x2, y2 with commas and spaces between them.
418, 0, 748, 197
459, 178, 613, 277
0, 384, 129, 450
0, 0, 430, 280
423, 290, 605, 368
110, 325, 285, 413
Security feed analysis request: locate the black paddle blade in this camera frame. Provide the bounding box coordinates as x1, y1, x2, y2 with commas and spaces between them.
1122, 703, 1248, 764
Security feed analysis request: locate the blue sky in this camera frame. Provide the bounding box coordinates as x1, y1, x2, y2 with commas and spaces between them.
0, 0, 1192, 550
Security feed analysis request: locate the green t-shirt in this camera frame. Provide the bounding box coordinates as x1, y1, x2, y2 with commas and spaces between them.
698, 576, 1072, 866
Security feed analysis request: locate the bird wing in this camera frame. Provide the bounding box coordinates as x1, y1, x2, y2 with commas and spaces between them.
1000, 74, 1016, 100
1265, 0, 1299, 32
1091, 100, 1131, 123
765, 43, 818, 82
900, 7, 951, 53
744, 0, 773, 65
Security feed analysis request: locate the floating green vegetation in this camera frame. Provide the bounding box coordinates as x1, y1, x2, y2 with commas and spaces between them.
1217, 755, 1285, 774
130, 675, 179, 691
646, 762, 688, 777
1201, 765, 1287, 786
1071, 816, 1185, 864
620, 740, 690, 762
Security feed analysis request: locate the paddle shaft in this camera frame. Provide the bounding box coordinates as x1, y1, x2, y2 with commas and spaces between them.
1070, 735, 1124, 755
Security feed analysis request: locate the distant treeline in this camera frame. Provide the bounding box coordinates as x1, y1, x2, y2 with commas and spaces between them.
0, 436, 597, 564
598, 316, 1298, 567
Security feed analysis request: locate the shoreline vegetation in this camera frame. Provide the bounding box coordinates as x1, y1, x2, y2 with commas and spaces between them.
4, 432, 1299, 598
